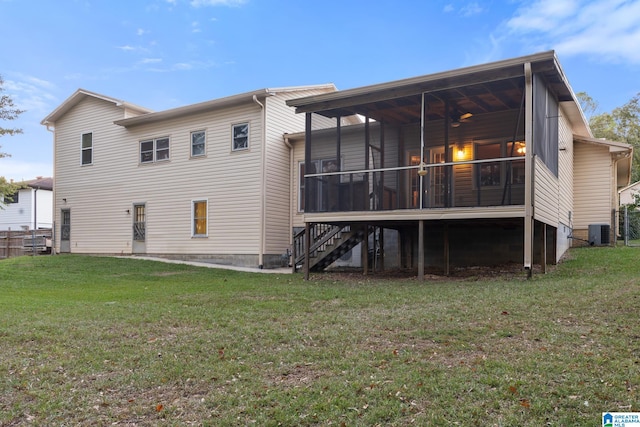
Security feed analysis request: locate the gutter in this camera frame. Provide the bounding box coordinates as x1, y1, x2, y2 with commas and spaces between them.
253, 94, 266, 268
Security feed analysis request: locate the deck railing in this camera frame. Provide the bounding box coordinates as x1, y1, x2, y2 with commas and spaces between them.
303, 157, 526, 213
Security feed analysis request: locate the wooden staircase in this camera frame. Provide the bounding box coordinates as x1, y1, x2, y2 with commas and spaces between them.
293, 224, 369, 272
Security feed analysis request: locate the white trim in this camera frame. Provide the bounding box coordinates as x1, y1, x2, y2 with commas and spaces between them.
80, 131, 93, 166
191, 199, 208, 238
231, 122, 249, 152
190, 129, 207, 158
139, 136, 171, 164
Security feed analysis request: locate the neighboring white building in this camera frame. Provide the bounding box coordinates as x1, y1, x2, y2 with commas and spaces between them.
619, 181, 640, 206
0, 177, 53, 231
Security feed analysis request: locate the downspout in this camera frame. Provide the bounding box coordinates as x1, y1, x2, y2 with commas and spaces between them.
32, 186, 38, 256
45, 124, 56, 255
283, 134, 294, 260
253, 95, 266, 268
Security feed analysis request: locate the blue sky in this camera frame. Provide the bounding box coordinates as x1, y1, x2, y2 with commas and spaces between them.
1, 0, 639, 181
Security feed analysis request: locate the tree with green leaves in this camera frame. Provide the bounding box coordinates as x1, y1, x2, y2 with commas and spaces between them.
0, 75, 25, 205
578, 91, 640, 183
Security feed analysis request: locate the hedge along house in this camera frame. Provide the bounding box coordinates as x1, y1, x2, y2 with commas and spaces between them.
41, 85, 343, 268
286, 51, 632, 279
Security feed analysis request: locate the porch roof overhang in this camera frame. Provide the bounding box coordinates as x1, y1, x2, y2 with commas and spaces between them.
286, 51, 590, 136
574, 135, 634, 187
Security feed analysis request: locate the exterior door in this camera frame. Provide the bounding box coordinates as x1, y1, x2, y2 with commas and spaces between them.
132, 203, 146, 254
60, 209, 70, 253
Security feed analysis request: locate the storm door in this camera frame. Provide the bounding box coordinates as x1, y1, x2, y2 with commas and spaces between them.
60, 209, 71, 253
132, 203, 146, 254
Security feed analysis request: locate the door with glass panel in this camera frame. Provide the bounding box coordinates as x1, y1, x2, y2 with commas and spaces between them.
132, 203, 146, 254
60, 209, 71, 253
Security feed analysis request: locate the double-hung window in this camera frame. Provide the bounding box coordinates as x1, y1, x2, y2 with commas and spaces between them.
140, 137, 170, 163
81, 132, 93, 165
232, 123, 249, 151
191, 131, 206, 157
192, 200, 208, 237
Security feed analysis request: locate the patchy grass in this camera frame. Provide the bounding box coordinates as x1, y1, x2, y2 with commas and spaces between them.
0, 248, 639, 426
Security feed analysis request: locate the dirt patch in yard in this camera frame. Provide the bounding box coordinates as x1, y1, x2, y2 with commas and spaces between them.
310, 263, 548, 282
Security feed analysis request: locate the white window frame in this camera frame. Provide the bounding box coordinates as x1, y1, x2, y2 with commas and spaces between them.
81, 132, 93, 165
191, 199, 208, 238
191, 130, 206, 157
140, 137, 170, 164
231, 123, 249, 152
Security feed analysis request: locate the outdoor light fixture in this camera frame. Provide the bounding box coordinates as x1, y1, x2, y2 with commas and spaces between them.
417, 162, 427, 177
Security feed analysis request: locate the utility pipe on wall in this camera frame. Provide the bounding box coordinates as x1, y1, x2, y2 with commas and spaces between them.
253, 95, 266, 268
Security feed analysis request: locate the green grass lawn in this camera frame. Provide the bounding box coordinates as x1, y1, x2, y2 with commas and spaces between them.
1, 248, 638, 426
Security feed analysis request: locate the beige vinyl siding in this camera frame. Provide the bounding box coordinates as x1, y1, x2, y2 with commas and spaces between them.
262, 89, 335, 255
54, 96, 264, 255
534, 157, 559, 226
573, 142, 612, 229
54, 97, 133, 252
123, 104, 264, 256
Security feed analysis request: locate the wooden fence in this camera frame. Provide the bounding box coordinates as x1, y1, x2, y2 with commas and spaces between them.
0, 229, 52, 259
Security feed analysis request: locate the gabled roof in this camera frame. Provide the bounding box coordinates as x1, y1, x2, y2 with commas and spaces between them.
114, 84, 337, 128
574, 135, 633, 187
619, 181, 640, 194
286, 51, 590, 137
41, 89, 153, 126
26, 176, 53, 191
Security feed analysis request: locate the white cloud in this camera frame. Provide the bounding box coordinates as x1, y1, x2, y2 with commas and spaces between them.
506, 0, 640, 64
3, 77, 58, 114
442, 2, 483, 16
190, 0, 246, 7
460, 2, 483, 16
117, 45, 136, 51
137, 28, 148, 36
139, 58, 163, 64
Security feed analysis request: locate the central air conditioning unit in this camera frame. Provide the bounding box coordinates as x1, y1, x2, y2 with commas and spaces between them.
588, 224, 611, 246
